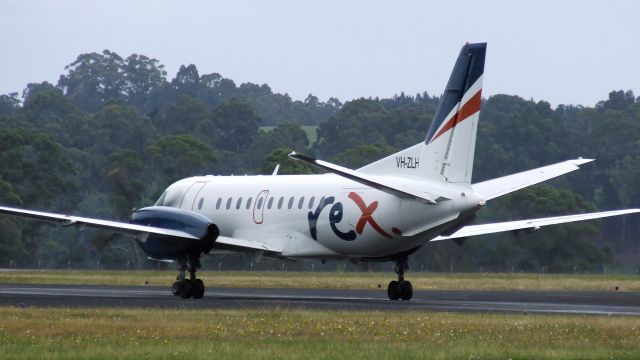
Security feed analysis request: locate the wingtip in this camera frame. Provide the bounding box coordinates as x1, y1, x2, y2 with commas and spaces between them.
288, 151, 317, 163
574, 158, 595, 165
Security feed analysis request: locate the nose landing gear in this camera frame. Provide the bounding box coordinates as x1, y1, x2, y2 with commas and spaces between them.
387, 257, 413, 300
172, 254, 205, 299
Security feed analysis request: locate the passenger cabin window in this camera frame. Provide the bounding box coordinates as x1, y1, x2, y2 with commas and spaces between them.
309, 197, 315, 209
268, 197, 274, 209
246, 197, 252, 209
278, 197, 284, 209
198, 198, 204, 210
216, 197, 222, 210
236, 197, 242, 210
298, 197, 304, 209
257, 197, 263, 209
226, 197, 232, 210
288, 197, 294, 209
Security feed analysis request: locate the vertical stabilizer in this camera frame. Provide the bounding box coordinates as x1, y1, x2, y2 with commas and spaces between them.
359, 43, 486, 185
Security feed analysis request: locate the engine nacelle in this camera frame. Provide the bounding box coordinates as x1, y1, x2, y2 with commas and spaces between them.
130, 206, 219, 260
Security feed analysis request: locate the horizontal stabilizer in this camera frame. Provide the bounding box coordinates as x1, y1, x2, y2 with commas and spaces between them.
472, 158, 594, 200
431, 209, 640, 241
289, 151, 442, 204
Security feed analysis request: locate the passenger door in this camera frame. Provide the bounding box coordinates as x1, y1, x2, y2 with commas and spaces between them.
253, 190, 269, 224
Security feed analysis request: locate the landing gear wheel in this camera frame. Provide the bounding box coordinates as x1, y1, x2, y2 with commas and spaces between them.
174, 254, 206, 299
172, 281, 182, 296
192, 279, 205, 299
388, 257, 413, 301
388, 280, 402, 300
399, 280, 413, 300
179, 279, 193, 299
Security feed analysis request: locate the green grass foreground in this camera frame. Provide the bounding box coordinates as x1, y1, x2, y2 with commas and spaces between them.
0, 307, 638, 359
1, 270, 639, 292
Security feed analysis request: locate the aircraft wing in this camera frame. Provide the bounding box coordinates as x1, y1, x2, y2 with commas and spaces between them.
472, 158, 594, 200
431, 209, 640, 241
0, 205, 198, 240
0, 205, 283, 254
289, 151, 442, 204
214, 236, 282, 253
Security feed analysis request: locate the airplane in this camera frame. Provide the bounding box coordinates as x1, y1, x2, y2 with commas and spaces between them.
1, 42, 638, 301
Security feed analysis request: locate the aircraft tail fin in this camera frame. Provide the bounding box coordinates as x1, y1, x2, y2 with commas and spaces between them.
359, 43, 486, 186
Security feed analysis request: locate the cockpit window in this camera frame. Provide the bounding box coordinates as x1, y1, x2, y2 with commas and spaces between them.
156, 181, 187, 208
155, 191, 167, 206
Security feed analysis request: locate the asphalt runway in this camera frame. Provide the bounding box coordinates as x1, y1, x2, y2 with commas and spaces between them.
0, 284, 638, 315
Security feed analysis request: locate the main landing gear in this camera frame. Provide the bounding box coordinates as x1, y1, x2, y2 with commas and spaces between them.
387, 257, 413, 300
172, 254, 205, 299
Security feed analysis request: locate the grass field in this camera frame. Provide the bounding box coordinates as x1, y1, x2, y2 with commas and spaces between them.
0, 307, 638, 359
1, 270, 639, 292
1, 271, 639, 358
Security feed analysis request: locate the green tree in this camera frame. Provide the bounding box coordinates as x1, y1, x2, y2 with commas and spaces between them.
269, 122, 310, 150
57, 50, 127, 112
0, 93, 20, 117
0, 176, 22, 206
57, 50, 169, 113
0, 129, 78, 266
211, 98, 260, 152
103, 149, 145, 219
199, 72, 237, 107
315, 99, 389, 158
474, 95, 566, 182
332, 144, 397, 168
147, 134, 217, 183
171, 64, 200, 97
0, 217, 27, 267
481, 186, 604, 272
598, 90, 636, 111
122, 54, 167, 113
91, 101, 154, 155
19, 82, 91, 148
155, 95, 210, 137
260, 147, 316, 175
0, 128, 77, 209
0, 178, 27, 266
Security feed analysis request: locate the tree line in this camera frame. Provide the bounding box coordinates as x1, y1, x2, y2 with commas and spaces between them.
1, 49, 639, 273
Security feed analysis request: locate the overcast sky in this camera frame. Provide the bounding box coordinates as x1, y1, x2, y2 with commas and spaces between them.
1, 0, 638, 107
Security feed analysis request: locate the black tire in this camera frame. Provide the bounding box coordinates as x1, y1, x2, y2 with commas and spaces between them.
171, 281, 182, 296
179, 279, 193, 299
400, 280, 413, 301
192, 279, 205, 299
387, 280, 401, 300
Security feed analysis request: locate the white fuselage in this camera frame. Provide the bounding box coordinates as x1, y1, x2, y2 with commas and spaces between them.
158, 174, 483, 259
